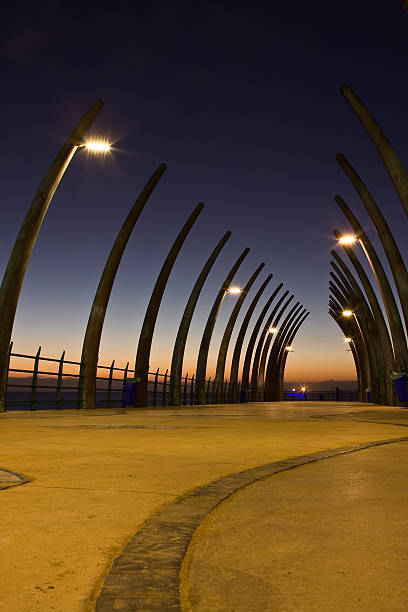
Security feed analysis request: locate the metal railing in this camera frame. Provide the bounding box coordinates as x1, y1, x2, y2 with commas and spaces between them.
5, 345, 359, 410
5, 345, 242, 410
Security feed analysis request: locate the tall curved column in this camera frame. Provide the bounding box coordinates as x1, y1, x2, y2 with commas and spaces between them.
329, 295, 368, 386
79, 164, 166, 409
228, 274, 273, 403
330, 254, 394, 403
276, 311, 310, 400
250, 291, 292, 400
340, 84, 408, 219
134, 203, 204, 407
331, 243, 395, 372
329, 278, 382, 403
263, 303, 303, 401
336, 153, 408, 330
328, 308, 365, 401
0, 100, 103, 412
329, 287, 373, 402
168, 231, 231, 406
255, 295, 296, 400
329, 272, 386, 403
240, 283, 283, 396
213, 263, 265, 403
195, 248, 250, 405
335, 195, 408, 370
268, 308, 306, 401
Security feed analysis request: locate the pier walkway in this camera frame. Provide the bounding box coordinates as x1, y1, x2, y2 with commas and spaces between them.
1, 402, 408, 611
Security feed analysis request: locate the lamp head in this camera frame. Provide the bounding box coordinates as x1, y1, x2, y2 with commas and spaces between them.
338, 234, 357, 246
83, 140, 111, 153
342, 310, 353, 317
227, 286, 241, 295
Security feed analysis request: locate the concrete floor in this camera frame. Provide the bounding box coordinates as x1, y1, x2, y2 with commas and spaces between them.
1, 402, 408, 611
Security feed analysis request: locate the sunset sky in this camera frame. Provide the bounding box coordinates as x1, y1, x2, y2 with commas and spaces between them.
1, 1, 407, 385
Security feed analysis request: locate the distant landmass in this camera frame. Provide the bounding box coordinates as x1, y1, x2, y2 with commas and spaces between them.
284, 379, 357, 391
8, 376, 358, 392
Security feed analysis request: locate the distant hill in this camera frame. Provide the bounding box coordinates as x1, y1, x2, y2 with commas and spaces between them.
284, 379, 357, 391
8, 376, 358, 393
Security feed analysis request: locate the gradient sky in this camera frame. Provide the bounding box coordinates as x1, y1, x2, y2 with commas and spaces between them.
1, 1, 408, 384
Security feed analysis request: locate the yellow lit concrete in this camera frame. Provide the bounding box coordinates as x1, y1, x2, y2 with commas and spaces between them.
0, 402, 407, 611
183, 441, 408, 611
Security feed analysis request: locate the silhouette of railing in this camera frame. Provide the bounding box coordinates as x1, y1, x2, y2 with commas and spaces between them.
5, 346, 360, 410
5, 347, 247, 410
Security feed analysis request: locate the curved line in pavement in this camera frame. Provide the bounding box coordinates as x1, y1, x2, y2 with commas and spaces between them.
0, 468, 29, 490
95, 435, 408, 611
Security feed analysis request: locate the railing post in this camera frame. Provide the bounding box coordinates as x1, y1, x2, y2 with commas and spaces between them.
5, 342, 12, 412
152, 368, 159, 406
183, 373, 188, 405
30, 346, 41, 411
162, 369, 168, 406
56, 350, 65, 410
121, 362, 129, 407
206, 377, 211, 405
190, 374, 195, 405
107, 360, 115, 408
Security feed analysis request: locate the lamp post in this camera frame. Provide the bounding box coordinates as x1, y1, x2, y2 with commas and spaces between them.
213, 263, 265, 404
330, 255, 394, 403
228, 274, 273, 404
336, 153, 408, 330
334, 203, 408, 372
134, 203, 204, 407
168, 231, 231, 406
239, 283, 283, 401
79, 164, 166, 410
340, 84, 408, 219
195, 249, 249, 405
251, 291, 294, 401
259, 299, 299, 400
0, 101, 105, 412
329, 304, 366, 401
331, 277, 383, 403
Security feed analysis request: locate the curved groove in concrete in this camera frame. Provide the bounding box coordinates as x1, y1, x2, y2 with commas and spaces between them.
95, 434, 408, 611
0, 468, 29, 490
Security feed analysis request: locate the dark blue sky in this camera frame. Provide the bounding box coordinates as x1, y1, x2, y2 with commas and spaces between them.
1, 0, 407, 382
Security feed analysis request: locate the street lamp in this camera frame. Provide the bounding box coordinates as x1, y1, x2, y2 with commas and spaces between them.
338, 234, 357, 245
268, 327, 278, 334
0, 100, 105, 412
82, 140, 111, 153
342, 309, 353, 317
285, 345, 294, 351
344, 337, 352, 343
227, 286, 241, 295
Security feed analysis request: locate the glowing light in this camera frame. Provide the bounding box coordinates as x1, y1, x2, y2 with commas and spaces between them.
285, 346, 294, 351
84, 140, 111, 153
344, 337, 352, 343
338, 234, 357, 245
342, 310, 353, 317
268, 327, 278, 334
301, 386, 306, 392
292, 388, 296, 392
227, 286, 241, 295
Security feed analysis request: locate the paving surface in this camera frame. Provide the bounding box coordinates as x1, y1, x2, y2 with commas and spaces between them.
1, 402, 408, 611
183, 440, 408, 611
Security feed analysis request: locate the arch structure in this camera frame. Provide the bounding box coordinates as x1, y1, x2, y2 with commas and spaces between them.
330, 84, 408, 405
0, 102, 310, 411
